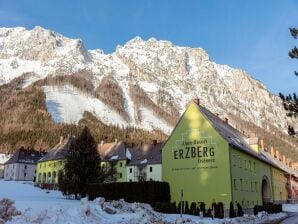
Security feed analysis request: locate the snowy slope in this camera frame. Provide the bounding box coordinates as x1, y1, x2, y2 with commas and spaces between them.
43, 85, 128, 127
0, 26, 295, 134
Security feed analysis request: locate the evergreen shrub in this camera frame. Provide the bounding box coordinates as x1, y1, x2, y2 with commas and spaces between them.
86, 181, 170, 204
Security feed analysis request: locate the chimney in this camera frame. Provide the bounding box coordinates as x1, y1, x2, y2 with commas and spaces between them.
193, 98, 200, 105
249, 132, 256, 138
270, 147, 275, 156
115, 138, 118, 144
283, 155, 286, 164
224, 118, 229, 124
287, 158, 291, 166
275, 150, 279, 159
259, 139, 265, 151
59, 136, 63, 144
101, 140, 104, 146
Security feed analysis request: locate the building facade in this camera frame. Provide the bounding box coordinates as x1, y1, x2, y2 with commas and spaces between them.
0, 153, 11, 178
126, 142, 162, 182
4, 148, 43, 181
162, 101, 288, 209
36, 136, 73, 184
97, 141, 128, 182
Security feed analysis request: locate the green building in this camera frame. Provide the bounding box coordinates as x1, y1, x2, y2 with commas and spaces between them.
97, 141, 128, 182
162, 100, 288, 209
36, 136, 74, 184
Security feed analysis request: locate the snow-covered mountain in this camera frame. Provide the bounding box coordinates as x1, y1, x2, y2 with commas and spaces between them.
0, 26, 295, 135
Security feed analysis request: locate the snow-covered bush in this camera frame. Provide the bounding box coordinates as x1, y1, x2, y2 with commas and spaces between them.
0, 198, 21, 223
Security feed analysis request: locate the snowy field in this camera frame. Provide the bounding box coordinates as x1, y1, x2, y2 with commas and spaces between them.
0, 180, 290, 223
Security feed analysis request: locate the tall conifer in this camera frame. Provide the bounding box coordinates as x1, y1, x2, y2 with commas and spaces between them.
59, 126, 104, 199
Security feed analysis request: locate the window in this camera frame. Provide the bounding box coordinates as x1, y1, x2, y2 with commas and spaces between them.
129, 168, 132, 173
232, 155, 236, 166
120, 162, 122, 167
119, 173, 122, 178
24, 173, 26, 177
253, 162, 256, 172
255, 181, 258, 192
150, 166, 153, 172
239, 156, 242, 168
251, 181, 253, 192
129, 179, 132, 182
234, 179, 237, 190
249, 160, 251, 171
244, 160, 247, 170
246, 180, 248, 191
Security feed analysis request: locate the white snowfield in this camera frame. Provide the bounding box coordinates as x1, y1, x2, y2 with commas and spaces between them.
0, 180, 289, 224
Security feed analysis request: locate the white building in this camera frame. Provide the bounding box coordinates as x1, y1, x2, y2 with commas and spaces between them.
4, 148, 43, 181
0, 153, 11, 178
126, 141, 162, 182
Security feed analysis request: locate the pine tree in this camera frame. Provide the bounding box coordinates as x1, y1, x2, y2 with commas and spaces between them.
59, 126, 105, 199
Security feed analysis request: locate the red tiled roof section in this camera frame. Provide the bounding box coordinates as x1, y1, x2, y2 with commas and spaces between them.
97, 141, 126, 161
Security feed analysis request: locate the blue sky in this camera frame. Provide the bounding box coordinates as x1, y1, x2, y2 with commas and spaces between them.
0, 0, 297, 94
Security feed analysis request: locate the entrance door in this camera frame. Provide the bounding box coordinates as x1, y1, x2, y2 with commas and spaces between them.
262, 176, 272, 204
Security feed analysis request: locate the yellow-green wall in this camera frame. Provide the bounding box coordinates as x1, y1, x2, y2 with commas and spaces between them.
101, 160, 127, 182
36, 159, 65, 183
271, 167, 287, 202
230, 146, 272, 208
162, 103, 232, 207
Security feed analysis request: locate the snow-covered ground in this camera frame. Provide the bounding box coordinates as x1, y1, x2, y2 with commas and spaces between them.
0, 180, 290, 223
283, 204, 298, 213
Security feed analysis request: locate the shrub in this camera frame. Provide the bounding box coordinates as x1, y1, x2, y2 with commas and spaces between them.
237, 203, 244, 217
200, 202, 206, 216
229, 202, 236, 218
153, 202, 177, 214
253, 204, 282, 215
217, 202, 224, 219
196, 203, 200, 216
86, 181, 170, 205
190, 202, 197, 215
185, 201, 190, 214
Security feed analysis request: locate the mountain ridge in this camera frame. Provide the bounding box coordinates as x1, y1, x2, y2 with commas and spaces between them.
0, 26, 297, 158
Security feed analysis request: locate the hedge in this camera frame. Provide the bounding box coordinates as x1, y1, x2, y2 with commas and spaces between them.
86, 181, 170, 204
254, 204, 282, 215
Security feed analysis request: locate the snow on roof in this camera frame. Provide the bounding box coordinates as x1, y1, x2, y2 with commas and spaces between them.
110, 155, 119, 160
140, 159, 148, 164
126, 148, 132, 160
0, 153, 11, 164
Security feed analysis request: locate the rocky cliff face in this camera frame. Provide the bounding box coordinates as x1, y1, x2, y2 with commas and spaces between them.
0, 26, 295, 137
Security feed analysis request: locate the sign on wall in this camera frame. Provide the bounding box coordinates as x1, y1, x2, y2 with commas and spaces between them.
171, 129, 218, 171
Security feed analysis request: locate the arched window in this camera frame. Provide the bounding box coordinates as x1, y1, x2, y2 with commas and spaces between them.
38, 173, 41, 183
47, 172, 51, 183
52, 171, 57, 183
42, 172, 46, 183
